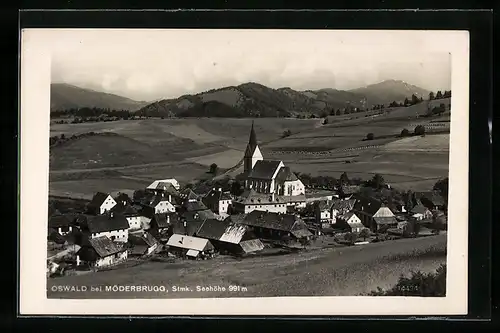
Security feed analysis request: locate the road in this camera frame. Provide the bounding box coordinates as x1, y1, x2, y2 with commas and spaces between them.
47, 234, 447, 299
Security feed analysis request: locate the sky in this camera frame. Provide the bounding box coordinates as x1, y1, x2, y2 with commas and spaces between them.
50, 29, 452, 102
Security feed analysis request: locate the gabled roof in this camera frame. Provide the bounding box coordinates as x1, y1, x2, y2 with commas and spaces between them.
241, 211, 303, 232
333, 199, 357, 212
415, 191, 446, 206
183, 200, 208, 212
248, 160, 283, 180
339, 211, 358, 221
113, 192, 133, 205
153, 213, 176, 228
86, 213, 129, 233
204, 188, 233, 203
196, 219, 248, 244
275, 166, 299, 182
87, 192, 111, 209
290, 228, 313, 239
111, 203, 139, 216
128, 232, 159, 248
410, 204, 430, 215
239, 239, 265, 253
166, 234, 213, 251
318, 200, 336, 211
355, 196, 383, 216
88, 236, 124, 257
181, 189, 200, 200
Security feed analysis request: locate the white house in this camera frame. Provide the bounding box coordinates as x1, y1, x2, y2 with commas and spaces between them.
141, 194, 176, 214
48, 213, 74, 236
203, 188, 233, 216
338, 212, 364, 233
410, 204, 433, 221
315, 200, 336, 224
87, 192, 117, 215
76, 236, 128, 268
111, 203, 142, 231
84, 212, 130, 243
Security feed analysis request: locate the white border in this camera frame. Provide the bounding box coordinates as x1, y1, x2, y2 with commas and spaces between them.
19, 29, 469, 316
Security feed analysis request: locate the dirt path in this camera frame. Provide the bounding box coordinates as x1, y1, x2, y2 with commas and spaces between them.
47, 234, 447, 299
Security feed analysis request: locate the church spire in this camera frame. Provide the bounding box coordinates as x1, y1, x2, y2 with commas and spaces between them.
248, 120, 257, 147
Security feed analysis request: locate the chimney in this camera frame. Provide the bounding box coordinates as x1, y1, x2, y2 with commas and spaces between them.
162, 193, 164, 197
218, 188, 222, 192
110, 212, 114, 218
169, 194, 172, 202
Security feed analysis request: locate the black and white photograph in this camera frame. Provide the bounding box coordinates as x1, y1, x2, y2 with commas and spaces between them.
19, 28, 469, 316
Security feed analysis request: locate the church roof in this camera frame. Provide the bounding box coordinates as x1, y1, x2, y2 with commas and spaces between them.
275, 166, 298, 182
248, 160, 282, 180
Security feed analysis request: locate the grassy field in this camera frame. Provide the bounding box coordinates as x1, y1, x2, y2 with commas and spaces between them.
47, 234, 446, 298
49, 103, 450, 198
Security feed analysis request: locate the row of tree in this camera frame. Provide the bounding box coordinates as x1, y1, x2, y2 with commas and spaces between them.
429, 90, 451, 100
51, 107, 133, 119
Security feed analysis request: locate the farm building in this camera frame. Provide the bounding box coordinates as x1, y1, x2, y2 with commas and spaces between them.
86, 192, 117, 215
202, 188, 233, 216
354, 197, 397, 232
139, 193, 176, 214
332, 199, 357, 220
76, 236, 128, 268
128, 231, 160, 256
239, 211, 313, 241
232, 189, 287, 214
315, 200, 336, 224
413, 191, 446, 211
147, 178, 181, 191
337, 212, 364, 233
166, 234, 215, 259
194, 218, 263, 255
148, 212, 179, 235
80, 211, 130, 243
48, 213, 75, 236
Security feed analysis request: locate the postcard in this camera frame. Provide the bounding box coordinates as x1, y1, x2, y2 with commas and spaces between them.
19, 28, 469, 316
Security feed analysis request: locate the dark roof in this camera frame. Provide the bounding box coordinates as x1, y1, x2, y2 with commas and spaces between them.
171, 218, 205, 237
87, 192, 111, 209
203, 189, 233, 203
248, 160, 282, 180
141, 194, 171, 208
111, 203, 139, 216
410, 204, 430, 214
87, 236, 124, 257
86, 213, 129, 233
318, 200, 337, 211
153, 213, 175, 228
290, 228, 314, 239
183, 200, 208, 212
195, 219, 229, 240
373, 216, 398, 225
275, 167, 299, 182
333, 199, 356, 212
113, 192, 133, 205
415, 191, 446, 206
48, 214, 73, 228
339, 211, 357, 221
355, 196, 382, 216
47, 228, 67, 244
241, 211, 301, 232
128, 232, 159, 247
182, 189, 200, 201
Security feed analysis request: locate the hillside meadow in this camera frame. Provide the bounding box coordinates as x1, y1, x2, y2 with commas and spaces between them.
49, 104, 450, 198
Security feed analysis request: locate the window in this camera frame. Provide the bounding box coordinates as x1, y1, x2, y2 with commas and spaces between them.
111, 236, 116, 241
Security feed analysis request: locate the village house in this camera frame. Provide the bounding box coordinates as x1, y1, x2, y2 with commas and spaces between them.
413, 191, 446, 212
86, 192, 117, 215
140, 193, 176, 215
148, 212, 179, 236
180, 189, 201, 202
80, 212, 130, 243
113, 192, 134, 207
231, 189, 288, 214
354, 197, 398, 232
337, 212, 364, 233
166, 234, 216, 259
332, 199, 357, 219
111, 203, 142, 231
410, 203, 433, 221
238, 211, 313, 242
128, 231, 160, 256
76, 236, 128, 268
181, 196, 209, 213
194, 218, 264, 255
202, 188, 233, 216
315, 200, 336, 225
48, 212, 75, 236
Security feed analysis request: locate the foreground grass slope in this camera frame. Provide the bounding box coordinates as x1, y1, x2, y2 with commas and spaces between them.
47, 234, 446, 298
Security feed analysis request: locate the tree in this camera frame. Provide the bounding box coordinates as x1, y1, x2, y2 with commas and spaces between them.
414, 125, 426, 135
411, 94, 420, 105
369, 174, 385, 189
320, 111, 328, 118
230, 180, 244, 196
420, 96, 424, 102
60, 134, 66, 140
336, 109, 341, 116
366, 133, 375, 140
209, 163, 218, 174
339, 172, 350, 186
359, 228, 371, 241
429, 92, 435, 100
436, 90, 443, 99
329, 109, 336, 116
404, 97, 410, 106
309, 114, 317, 119
433, 177, 449, 202
401, 128, 410, 137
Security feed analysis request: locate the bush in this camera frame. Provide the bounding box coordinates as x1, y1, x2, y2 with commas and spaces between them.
401, 128, 410, 137
366, 133, 375, 140
209, 163, 218, 174
282, 129, 292, 138
367, 264, 446, 296
414, 125, 426, 135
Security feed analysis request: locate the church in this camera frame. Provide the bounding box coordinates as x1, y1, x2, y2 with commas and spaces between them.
232, 122, 306, 214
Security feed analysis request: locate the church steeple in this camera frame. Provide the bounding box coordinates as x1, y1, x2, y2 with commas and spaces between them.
244, 121, 263, 175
